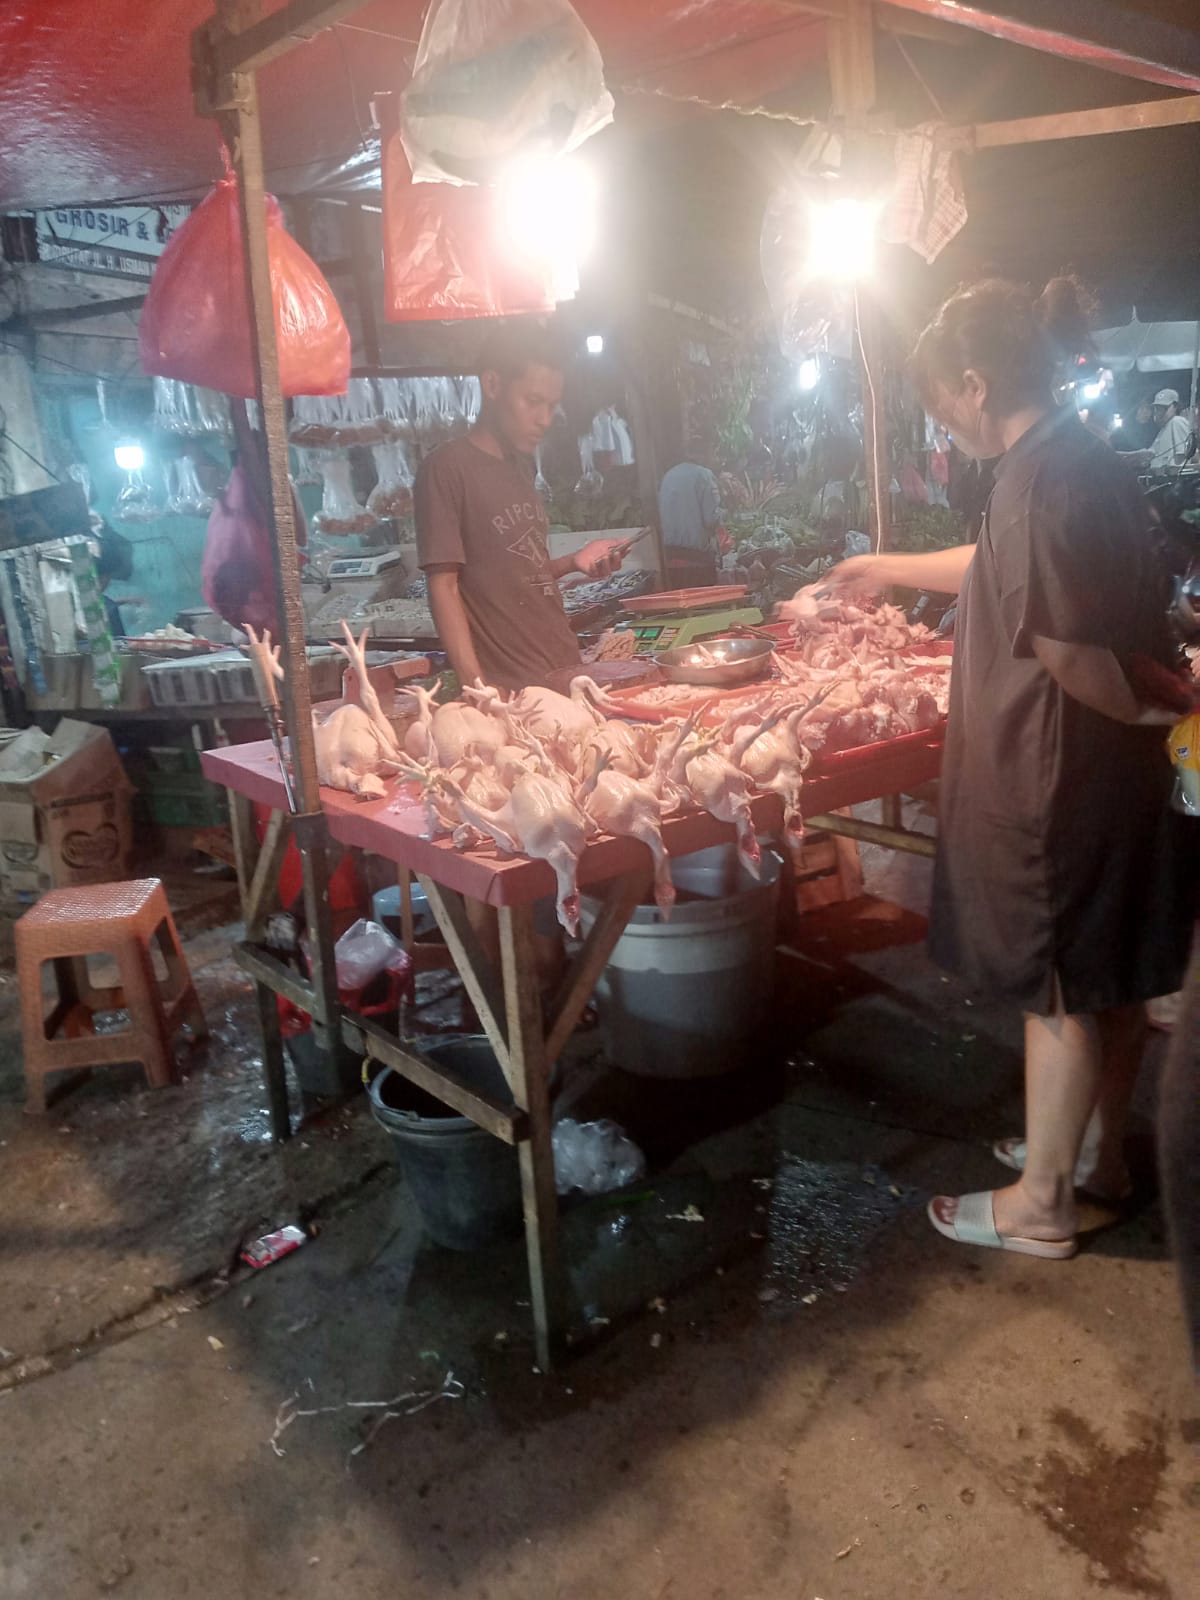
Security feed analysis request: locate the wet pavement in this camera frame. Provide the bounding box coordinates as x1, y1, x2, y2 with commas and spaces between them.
0, 847, 1195, 1599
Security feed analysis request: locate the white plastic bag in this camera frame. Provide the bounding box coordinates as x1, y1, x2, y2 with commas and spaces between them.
168, 456, 215, 517
367, 441, 416, 519
552, 1118, 645, 1195
313, 454, 378, 537
334, 918, 407, 992
400, 0, 614, 186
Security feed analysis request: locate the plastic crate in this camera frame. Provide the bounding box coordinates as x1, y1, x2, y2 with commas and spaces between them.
145, 781, 229, 828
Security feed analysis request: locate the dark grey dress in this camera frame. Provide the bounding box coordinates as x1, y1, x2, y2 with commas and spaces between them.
929, 411, 1195, 1015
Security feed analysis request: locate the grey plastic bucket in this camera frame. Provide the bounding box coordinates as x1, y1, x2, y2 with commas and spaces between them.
579, 844, 781, 1079
367, 1036, 522, 1251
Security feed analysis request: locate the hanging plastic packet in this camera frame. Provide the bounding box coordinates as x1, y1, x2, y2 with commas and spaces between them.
114, 469, 161, 523
1167, 711, 1200, 815
400, 0, 613, 186
291, 448, 323, 487
574, 433, 602, 497
534, 443, 551, 500
367, 442, 416, 520
314, 455, 379, 537
457, 376, 482, 429
168, 456, 215, 517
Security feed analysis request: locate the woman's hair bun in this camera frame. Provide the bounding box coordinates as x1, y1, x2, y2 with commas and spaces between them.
1036, 275, 1097, 361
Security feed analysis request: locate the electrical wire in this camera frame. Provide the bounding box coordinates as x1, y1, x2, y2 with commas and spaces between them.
853, 285, 887, 555
0, 400, 62, 484
892, 34, 949, 123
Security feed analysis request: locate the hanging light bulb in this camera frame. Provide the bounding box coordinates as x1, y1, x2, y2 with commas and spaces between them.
804, 197, 880, 282
114, 441, 145, 472
497, 154, 596, 303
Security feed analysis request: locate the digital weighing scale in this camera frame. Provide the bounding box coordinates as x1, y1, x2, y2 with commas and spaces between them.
325, 550, 405, 583
617, 604, 764, 655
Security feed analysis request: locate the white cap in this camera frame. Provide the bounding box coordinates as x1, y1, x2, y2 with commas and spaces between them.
1153, 388, 1180, 406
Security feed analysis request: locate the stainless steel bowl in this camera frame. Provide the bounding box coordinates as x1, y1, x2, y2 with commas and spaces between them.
656, 635, 774, 687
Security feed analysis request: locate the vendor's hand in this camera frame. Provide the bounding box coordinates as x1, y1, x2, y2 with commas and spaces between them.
573, 538, 627, 580
821, 554, 888, 595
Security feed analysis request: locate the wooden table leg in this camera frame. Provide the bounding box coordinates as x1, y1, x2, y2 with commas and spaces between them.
498, 901, 566, 1370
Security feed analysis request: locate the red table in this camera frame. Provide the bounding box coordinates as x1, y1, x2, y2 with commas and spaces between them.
202, 727, 943, 1366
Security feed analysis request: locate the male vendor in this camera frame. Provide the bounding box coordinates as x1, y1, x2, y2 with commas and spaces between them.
415, 327, 626, 690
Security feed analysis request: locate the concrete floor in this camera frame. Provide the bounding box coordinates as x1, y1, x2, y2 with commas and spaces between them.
0, 845, 1195, 1600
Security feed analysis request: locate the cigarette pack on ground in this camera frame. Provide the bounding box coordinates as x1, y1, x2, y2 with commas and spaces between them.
240, 1225, 307, 1269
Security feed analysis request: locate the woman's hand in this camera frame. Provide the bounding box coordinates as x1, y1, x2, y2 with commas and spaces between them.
821, 554, 890, 595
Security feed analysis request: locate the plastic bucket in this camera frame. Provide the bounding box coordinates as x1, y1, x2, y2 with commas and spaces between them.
367, 1036, 522, 1251
579, 844, 781, 1079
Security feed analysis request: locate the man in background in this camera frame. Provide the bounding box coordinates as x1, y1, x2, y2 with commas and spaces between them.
658, 458, 722, 587
1120, 388, 1196, 471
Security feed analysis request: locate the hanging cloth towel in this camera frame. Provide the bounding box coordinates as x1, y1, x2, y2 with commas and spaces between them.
881, 123, 968, 264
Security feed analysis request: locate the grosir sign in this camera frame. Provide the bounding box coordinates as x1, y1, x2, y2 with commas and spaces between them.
29, 203, 192, 279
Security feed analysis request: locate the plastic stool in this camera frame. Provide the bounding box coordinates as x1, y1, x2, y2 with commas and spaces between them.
16, 878, 208, 1113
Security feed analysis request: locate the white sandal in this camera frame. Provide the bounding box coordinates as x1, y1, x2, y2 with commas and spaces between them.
927, 1190, 1078, 1259
992, 1138, 1132, 1202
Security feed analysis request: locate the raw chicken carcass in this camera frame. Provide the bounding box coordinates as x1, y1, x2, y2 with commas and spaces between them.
441, 771, 588, 935
580, 760, 675, 915
683, 742, 762, 879
246, 622, 405, 800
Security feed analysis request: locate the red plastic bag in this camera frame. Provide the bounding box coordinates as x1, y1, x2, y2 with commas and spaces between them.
139, 173, 350, 398
382, 129, 555, 321
201, 466, 280, 635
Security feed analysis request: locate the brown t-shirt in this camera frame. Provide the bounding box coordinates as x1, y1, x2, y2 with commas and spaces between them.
415, 435, 581, 690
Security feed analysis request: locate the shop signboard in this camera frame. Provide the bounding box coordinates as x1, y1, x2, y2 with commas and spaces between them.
27, 203, 191, 280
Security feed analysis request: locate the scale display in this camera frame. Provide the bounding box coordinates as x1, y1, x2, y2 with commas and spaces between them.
621, 605, 764, 653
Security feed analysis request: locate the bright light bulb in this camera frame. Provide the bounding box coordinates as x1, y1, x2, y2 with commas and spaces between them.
114, 442, 145, 471
1112, 414, 1123, 429
1080, 381, 1103, 402
798, 357, 820, 391
497, 155, 596, 302
805, 197, 879, 282
586, 334, 604, 356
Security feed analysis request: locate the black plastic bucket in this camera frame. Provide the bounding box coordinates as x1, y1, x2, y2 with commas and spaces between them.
367, 1036, 523, 1251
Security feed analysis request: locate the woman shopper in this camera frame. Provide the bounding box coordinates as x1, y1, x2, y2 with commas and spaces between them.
820, 277, 1195, 1257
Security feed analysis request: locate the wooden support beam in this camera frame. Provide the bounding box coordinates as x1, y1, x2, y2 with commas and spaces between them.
876, 1, 1200, 94
343, 1014, 527, 1144
415, 876, 510, 1075
235, 941, 324, 1020
206, 0, 366, 81
544, 869, 649, 1066
951, 93, 1200, 150
499, 903, 566, 1371
806, 810, 936, 857
827, 0, 877, 119
244, 811, 291, 940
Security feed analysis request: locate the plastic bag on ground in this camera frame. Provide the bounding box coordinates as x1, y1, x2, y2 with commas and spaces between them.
334, 918, 409, 993
552, 1118, 645, 1196
139, 170, 350, 399
400, 0, 613, 186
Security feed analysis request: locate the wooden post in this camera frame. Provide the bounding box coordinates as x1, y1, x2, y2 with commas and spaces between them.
209, 0, 355, 1103
498, 903, 566, 1370
829, 0, 890, 552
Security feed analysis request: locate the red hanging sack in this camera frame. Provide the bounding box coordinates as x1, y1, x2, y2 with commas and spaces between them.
139, 171, 350, 398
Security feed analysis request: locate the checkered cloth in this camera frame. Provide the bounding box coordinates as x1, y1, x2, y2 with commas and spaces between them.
881, 123, 968, 264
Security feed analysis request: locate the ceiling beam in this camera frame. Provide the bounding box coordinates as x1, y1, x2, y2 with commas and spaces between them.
951, 92, 1200, 150
875, 1, 1200, 93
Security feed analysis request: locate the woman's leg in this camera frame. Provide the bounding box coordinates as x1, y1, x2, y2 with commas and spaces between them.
1085, 1003, 1146, 1190
934, 1001, 1102, 1241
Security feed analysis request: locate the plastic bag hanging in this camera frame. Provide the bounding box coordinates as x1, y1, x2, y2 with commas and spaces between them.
400, 0, 613, 187
139, 165, 351, 400
381, 128, 557, 322
313, 455, 378, 537
201, 466, 280, 635
367, 442, 415, 520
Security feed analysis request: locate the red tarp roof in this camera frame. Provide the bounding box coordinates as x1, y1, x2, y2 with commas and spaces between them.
0, 1, 830, 211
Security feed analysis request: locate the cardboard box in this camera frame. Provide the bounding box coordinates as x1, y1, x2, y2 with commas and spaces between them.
0, 719, 134, 906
